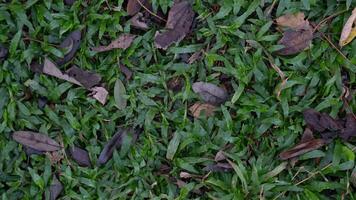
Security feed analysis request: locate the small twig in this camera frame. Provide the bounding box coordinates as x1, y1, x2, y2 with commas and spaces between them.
136, 0, 167, 22
313, 9, 348, 33
266, 0, 278, 16
295, 163, 332, 186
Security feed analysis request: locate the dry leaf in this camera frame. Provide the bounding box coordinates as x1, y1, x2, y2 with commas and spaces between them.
192, 82, 228, 105
180, 172, 193, 179
340, 8, 356, 47
203, 162, 233, 172
167, 77, 184, 92
340, 114, 356, 140
127, 0, 149, 16
68, 146, 91, 167
277, 26, 313, 55
55, 30, 81, 66
279, 139, 325, 160
214, 150, 226, 162
91, 34, 136, 52
89, 87, 108, 105
188, 50, 203, 64
24, 146, 45, 156
66, 66, 102, 89
64, 0, 76, 5
189, 102, 215, 118
0, 44, 8, 61
129, 12, 149, 30
303, 109, 342, 132
276, 12, 309, 29
13, 131, 62, 152
119, 63, 133, 80
50, 175, 63, 200
154, 1, 195, 50
42, 58, 82, 86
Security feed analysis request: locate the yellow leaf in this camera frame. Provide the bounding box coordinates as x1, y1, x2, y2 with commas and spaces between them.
341, 27, 356, 47
339, 8, 356, 47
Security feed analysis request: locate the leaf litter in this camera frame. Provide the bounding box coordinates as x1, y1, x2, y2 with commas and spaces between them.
13, 131, 62, 152
55, 30, 81, 66
189, 102, 215, 118
91, 34, 136, 52
127, 0, 150, 16
49, 175, 63, 200
68, 146, 91, 167
192, 82, 228, 105
339, 8, 356, 47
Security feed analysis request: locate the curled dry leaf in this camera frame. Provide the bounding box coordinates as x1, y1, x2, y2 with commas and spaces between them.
276, 12, 309, 29
68, 146, 91, 167
192, 82, 228, 105
130, 12, 149, 30
189, 102, 215, 118
0, 44, 8, 61
66, 66, 102, 89
127, 0, 150, 16
89, 86, 108, 105
55, 30, 81, 66
277, 26, 313, 55
91, 34, 136, 53
279, 139, 325, 160
154, 1, 195, 50
114, 79, 127, 110
340, 8, 356, 47
50, 175, 63, 200
13, 131, 62, 152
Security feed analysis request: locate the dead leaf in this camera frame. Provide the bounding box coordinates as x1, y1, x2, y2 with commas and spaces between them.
279, 139, 325, 160
154, 1, 195, 50
127, 0, 150, 16
55, 30, 81, 66
66, 66, 102, 89
89, 87, 108, 105
68, 146, 91, 167
13, 131, 62, 152
42, 58, 82, 86
192, 82, 228, 105
0, 44, 8, 61
167, 76, 184, 92
189, 102, 215, 118
24, 146, 45, 156
203, 162, 233, 172
214, 150, 226, 162
91, 34, 136, 53
319, 113, 343, 131
340, 114, 356, 140
188, 50, 203, 64
50, 175, 63, 200
277, 26, 313, 55
276, 12, 309, 29
180, 172, 193, 179
119, 63, 133, 80
129, 12, 149, 30
340, 8, 356, 47
303, 109, 342, 132
290, 128, 315, 166
64, 0, 76, 5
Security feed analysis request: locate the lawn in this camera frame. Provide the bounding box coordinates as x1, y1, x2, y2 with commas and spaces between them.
1, 0, 356, 199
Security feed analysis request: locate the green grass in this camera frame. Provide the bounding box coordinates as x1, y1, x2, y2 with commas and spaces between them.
1, 0, 356, 199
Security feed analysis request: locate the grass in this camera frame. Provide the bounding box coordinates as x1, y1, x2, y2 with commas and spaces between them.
1, 0, 356, 199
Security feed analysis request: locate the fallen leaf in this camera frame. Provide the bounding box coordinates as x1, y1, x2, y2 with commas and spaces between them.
91, 34, 136, 53
188, 50, 203, 64
24, 146, 45, 156
119, 63, 133, 80
340, 8, 356, 47
301, 128, 314, 142
303, 109, 324, 132
66, 66, 102, 89
189, 102, 215, 118
192, 82, 228, 105
277, 26, 313, 55
55, 30, 81, 66
180, 172, 193, 179
203, 162, 233, 172
167, 77, 184, 92
0, 44, 8, 61
276, 12, 309, 29
89, 87, 108, 105
214, 150, 226, 162
279, 139, 325, 160
50, 175, 63, 200
154, 1, 195, 50
64, 0, 76, 5
127, 0, 150, 16
340, 114, 356, 140
42, 58, 82, 86
13, 131, 62, 152
68, 146, 91, 167
319, 113, 342, 131
114, 79, 127, 110
129, 12, 149, 30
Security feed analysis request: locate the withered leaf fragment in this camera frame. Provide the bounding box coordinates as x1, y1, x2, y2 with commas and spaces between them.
66, 66, 101, 89
24, 146, 45, 156
0, 44, 8, 61
50, 175, 63, 200
192, 82, 228, 105
64, 0, 76, 5
68, 146, 91, 167
55, 30, 81, 66
129, 12, 149, 30
203, 162, 233, 172
91, 34, 136, 52
89, 87, 108, 105
42, 58, 82, 86
340, 114, 356, 140
119, 64, 133, 80
277, 26, 313, 55
279, 139, 325, 160
276, 12, 309, 29
303, 109, 342, 132
127, 0, 150, 16
189, 102, 215, 118
13, 131, 61, 152
154, 1, 195, 50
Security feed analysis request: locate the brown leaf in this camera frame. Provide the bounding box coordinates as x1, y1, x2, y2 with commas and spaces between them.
68, 146, 91, 167
277, 25, 313, 55
303, 109, 324, 132
127, 0, 149, 16
319, 113, 343, 131
42, 58, 82, 86
276, 12, 309, 29
91, 34, 136, 53
66, 66, 102, 89
55, 30, 81, 66
279, 139, 325, 160
119, 63, 133, 80
180, 172, 193, 179
64, 0, 76, 5
24, 146, 45, 156
50, 175, 63, 200
203, 162, 233, 172
13, 131, 62, 152
214, 150, 226, 162
340, 114, 356, 140
188, 50, 203, 64
300, 128, 314, 142
167, 76, 184, 92
89, 87, 108, 105
340, 8, 356, 47
192, 82, 228, 105
129, 12, 149, 30
154, 1, 195, 50
189, 102, 215, 118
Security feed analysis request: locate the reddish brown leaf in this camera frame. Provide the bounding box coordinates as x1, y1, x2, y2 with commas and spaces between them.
277, 25, 313, 55
13, 131, 62, 152
319, 113, 343, 131
91, 34, 136, 53
64, 0, 76, 5
279, 139, 325, 160
127, 0, 149, 16
189, 102, 215, 118
167, 76, 184, 92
